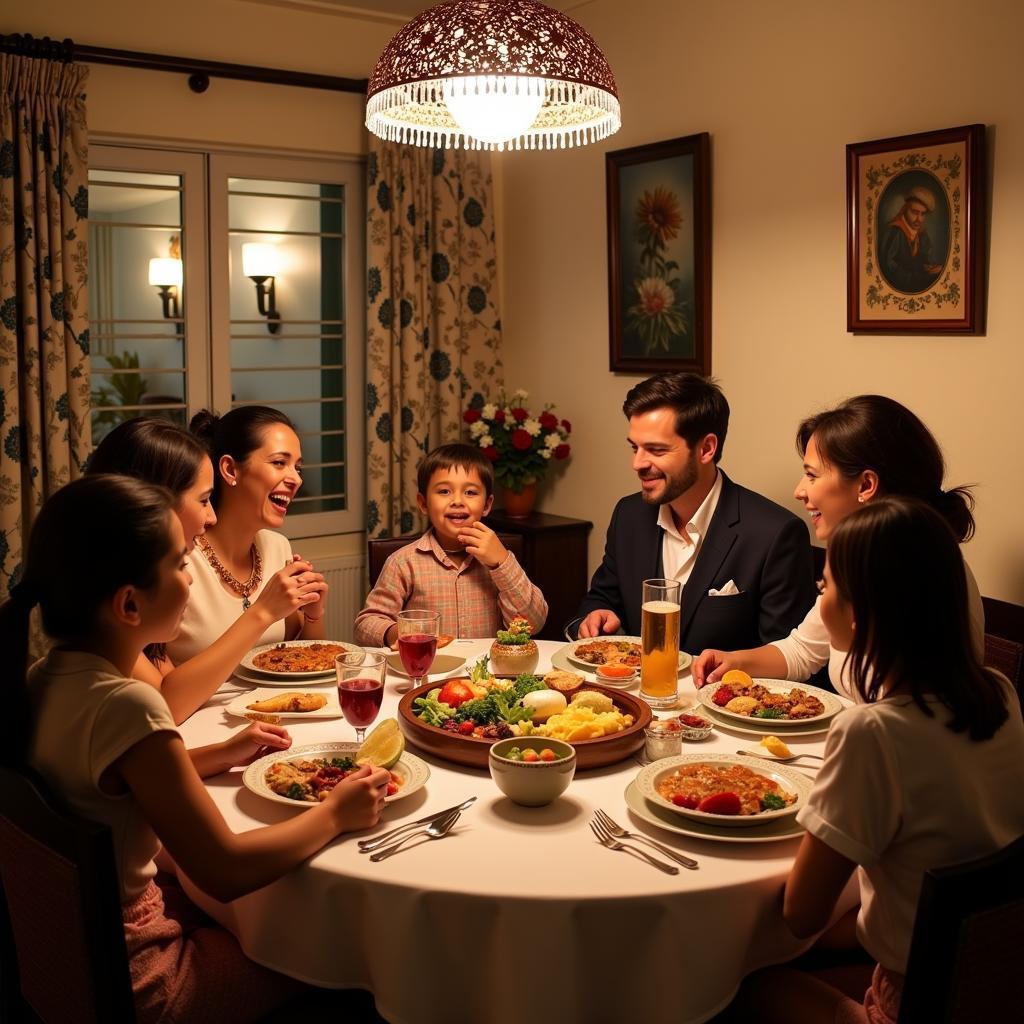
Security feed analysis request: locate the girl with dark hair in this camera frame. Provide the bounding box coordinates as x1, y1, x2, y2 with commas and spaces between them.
3, 475, 388, 1022
89, 418, 320, 723
166, 406, 329, 665
693, 395, 984, 697
737, 498, 1024, 1024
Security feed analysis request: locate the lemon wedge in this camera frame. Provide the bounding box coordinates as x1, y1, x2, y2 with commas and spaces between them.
760, 735, 792, 759
355, 718, 404, 769
721, 668, 754, 688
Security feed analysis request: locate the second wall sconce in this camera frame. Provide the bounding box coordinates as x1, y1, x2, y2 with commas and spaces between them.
241, 242, 281, 334
148, 257, 182, 319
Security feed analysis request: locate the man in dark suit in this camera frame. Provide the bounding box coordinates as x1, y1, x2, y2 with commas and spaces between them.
575, 373, 816, 655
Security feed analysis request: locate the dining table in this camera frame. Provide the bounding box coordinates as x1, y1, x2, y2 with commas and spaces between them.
176, 638, 855, 1024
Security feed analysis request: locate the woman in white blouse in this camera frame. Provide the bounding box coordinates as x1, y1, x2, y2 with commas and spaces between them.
692, 395, 983, 697
89, 416, 322, 723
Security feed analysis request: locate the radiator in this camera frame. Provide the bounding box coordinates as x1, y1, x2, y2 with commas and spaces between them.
316, 553, 367, 643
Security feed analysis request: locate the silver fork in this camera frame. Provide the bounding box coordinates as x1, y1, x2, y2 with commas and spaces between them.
368, 810, 461, 862
589, 819, 679, 875
594, 809, 698, 870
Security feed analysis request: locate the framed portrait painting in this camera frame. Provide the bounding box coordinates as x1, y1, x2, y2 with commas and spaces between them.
606, 132, 711, 373
847, 124, 985, 333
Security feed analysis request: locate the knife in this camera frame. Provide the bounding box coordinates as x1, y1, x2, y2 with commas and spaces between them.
357, 796, 477, 852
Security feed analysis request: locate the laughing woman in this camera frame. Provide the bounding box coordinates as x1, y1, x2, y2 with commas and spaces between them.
88, 418, 319, 723
165, 406, 328, 666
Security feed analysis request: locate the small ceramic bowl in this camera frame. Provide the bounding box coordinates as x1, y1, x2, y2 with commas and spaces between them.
677, 713, 714, 741
489, 639, 539, 676
595, 664, 637, 685
488, 737, 576, 806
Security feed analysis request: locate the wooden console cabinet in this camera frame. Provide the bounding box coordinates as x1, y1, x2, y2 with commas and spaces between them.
484, 510, 593, 641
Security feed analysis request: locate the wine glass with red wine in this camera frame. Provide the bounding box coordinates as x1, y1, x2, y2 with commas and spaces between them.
396, 609, 441, 694
335, 651, 386, 744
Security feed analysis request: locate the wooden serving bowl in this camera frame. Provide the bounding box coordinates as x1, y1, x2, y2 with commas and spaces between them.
397, 680, 652, 770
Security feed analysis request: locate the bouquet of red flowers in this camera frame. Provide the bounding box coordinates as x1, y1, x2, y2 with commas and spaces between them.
463, 390, 571, 492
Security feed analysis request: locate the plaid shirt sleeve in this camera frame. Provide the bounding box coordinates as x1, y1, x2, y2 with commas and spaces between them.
489, 551, 548, 634
352, 546, 415, 647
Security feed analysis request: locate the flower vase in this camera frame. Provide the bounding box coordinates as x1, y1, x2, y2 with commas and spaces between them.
502, 482, 537, 518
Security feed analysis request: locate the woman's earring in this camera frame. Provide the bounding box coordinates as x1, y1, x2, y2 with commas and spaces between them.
230, 480, 237, 487
857, 495, 865, 503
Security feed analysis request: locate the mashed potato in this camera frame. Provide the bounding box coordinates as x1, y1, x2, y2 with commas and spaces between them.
569, 690, 614, 714
724, 695, 760, 716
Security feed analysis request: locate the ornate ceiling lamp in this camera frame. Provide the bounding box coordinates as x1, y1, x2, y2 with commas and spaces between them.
366, 0, 620, 151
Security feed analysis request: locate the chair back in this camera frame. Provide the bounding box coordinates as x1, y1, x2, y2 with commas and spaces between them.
981, 595, 1024, 709
368, 533, 524, 588
898, 833, 1024, 1023
0, 764, 135, 1023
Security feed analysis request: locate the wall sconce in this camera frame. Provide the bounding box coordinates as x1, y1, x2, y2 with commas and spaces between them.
148, 257, 182, 319
241, 243, 281, 334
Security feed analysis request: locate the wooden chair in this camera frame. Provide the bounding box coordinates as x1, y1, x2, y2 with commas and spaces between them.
368, 532, 523, 588
0, 764, 135, 1023
981, 595, 1024, 706
898, 833, 1024, 1023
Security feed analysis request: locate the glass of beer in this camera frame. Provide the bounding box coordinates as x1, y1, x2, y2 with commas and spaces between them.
640, 578, 682, 708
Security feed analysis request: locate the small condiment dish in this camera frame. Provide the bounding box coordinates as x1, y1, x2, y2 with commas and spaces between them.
488, 738, 576, 807
677, 713, 714, 742
595, 664, 637, 685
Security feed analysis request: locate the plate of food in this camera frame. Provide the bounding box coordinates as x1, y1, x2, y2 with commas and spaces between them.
697, 703, 834, 738
225, 688, 343, 721
398, 667, 652, 770
634, 752, 811, 828
696, 673, 842, 727
240, 640, 361, 680
242, 742, 429, 808
624, 780, 805, 844
552, 637, 692, 675
385, 651, 466, 678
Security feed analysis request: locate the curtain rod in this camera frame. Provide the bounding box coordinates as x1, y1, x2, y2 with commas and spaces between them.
0, 33, 368, 95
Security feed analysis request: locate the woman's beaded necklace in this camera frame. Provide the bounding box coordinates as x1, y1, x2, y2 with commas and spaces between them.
196, 535, 263, 610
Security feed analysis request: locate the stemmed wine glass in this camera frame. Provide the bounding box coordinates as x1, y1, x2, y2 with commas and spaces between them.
336, 651, 386, 744
396, 609, 440, 694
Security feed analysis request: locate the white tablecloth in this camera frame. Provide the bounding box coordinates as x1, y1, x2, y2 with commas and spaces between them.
177, 639, 853, 1024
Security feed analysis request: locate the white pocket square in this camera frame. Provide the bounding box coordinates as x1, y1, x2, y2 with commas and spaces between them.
708, 579, 741, 597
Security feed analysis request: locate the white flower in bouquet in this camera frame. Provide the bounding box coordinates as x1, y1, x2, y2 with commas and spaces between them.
523, 418, 542, 437
544, 432, 560, 449
540, 448, 552, 459
482, 402, 497, 420
469, 419, 487, 438
478, 433, 494, 448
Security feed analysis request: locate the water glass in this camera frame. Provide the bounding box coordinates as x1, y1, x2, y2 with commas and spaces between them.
640, 578, 681, 708
336, 651, 386, 744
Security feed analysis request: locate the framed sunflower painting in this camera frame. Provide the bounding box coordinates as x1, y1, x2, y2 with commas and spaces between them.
606, 132, 711, 373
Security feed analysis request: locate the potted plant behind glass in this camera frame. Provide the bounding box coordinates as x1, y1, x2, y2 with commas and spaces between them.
463, 389, 571, 517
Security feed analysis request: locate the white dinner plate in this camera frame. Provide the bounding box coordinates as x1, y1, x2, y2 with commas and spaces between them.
634, 752, 811, 828
232, 666, 338, 689
224, 687, 343, 720
697, 702, 835, 738
624, 781, 805, 844
696, 679, 843, 727
242, 742, 429, 808
553, 637, 693, 674
240, 639, 361, 680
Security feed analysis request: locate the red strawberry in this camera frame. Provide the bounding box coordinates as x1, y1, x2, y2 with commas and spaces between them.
697, 792, 742, 815
671, 793, 700, 809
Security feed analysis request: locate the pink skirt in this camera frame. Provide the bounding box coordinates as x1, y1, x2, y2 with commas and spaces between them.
122, 878, 299, 1023
834, 964, 904, 1024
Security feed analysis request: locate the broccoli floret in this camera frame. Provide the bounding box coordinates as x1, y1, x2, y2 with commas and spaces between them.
454, 694, 499, 725
760, 793, 787, 811
511, 674, 547, 700
752, 708, 787, 720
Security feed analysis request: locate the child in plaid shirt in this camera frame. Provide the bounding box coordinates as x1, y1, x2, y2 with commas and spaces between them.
354, 444, 547, 647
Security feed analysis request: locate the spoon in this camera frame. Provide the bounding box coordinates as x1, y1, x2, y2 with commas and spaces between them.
368, 810, 461, 862
736, 748, 824, 764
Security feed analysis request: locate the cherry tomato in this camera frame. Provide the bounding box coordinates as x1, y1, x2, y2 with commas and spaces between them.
457, 721, 476, 735
697, 791, 742, 815
539, 748, 557, 762
438, 679, 475, 708
522, 749, 539, 763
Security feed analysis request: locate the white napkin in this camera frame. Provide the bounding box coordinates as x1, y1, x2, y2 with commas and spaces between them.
708, 579, 741, 596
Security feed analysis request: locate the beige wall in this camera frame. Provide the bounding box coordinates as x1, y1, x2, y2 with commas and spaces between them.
498, 0, 1024, 604
5, 0, 394, 153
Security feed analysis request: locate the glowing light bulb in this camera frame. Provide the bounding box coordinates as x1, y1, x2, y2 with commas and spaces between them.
443, 76, 546, 147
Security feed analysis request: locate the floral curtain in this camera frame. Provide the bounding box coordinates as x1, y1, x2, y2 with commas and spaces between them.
365, 139, 503, 538
0, 54, 91, 598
